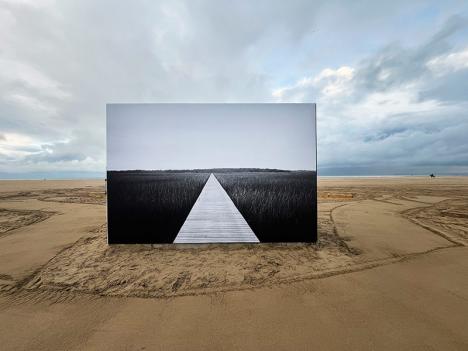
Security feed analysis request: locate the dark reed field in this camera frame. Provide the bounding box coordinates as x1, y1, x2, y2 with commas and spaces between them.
215, 171, 317, 242
107, 171, 209, 243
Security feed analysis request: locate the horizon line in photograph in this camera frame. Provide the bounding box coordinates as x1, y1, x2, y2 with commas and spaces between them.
106, 168, 317, 172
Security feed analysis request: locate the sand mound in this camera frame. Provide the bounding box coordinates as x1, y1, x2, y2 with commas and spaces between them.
0, 208, 54, 237
24, 219, 356, 298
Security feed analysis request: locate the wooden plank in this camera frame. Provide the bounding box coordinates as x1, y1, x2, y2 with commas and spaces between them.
173, 173, 259, 243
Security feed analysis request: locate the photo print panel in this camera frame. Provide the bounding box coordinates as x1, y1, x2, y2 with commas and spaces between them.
106, 103, 317, 244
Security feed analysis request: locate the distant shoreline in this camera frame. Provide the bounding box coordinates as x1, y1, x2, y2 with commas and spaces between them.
2, 174, 468, 181
319, 174, 468, 178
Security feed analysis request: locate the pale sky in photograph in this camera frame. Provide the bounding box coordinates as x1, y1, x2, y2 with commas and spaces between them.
1, 1, 468, 177
107, 104, 316, 171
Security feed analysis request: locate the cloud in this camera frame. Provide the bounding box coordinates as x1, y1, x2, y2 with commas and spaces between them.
273, 66, 354, 102
274, 15, 468, 174
1, 1, 467, 176
0, 128, 105, 173
427, 47, 468, 74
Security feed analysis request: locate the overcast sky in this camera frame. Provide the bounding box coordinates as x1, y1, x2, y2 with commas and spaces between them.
1, 0, 468, 177
107, 103, 316, 171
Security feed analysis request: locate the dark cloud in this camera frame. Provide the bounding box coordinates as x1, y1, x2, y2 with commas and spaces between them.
364, 127, 409, 142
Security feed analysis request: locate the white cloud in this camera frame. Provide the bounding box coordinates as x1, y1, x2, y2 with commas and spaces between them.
0, 58, 70, 100
0, 132, 42, 158
344, 85, 441, 122
426, 47, 468, 75
4, 93, 58, 114
273, 66, 354, 101
314, 66, 354, 98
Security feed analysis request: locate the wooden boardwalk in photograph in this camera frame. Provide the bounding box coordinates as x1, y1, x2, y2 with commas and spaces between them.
173, 174, 259, 243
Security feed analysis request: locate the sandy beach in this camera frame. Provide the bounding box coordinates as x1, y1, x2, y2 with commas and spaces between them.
1, 177, 467, 350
